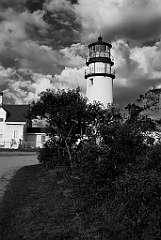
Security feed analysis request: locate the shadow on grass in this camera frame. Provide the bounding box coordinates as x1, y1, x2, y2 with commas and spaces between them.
0, 164, 78, 240
0, 164, 43, 239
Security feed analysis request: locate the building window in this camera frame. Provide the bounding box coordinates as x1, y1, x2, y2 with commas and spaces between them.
0, 118, 3, 122
0, 134, 3, 138
41, 135, 46, 144
14, 130, 18, 138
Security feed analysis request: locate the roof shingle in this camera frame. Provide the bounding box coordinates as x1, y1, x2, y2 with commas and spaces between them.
2, 105, 29, 122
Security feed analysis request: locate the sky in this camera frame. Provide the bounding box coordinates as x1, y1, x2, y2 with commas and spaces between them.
0, 0, 161, 109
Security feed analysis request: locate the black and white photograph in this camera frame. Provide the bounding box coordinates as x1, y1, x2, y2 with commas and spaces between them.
0, 1, 161, 239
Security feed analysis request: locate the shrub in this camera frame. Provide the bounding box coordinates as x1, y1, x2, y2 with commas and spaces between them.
146, 143, 161, 171
37, 139, 71, 170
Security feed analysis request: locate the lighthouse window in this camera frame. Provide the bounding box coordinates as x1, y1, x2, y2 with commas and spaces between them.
100, 45, 106, 52
96, 45, 100, 52
106, 46, 109, 51
90, 78, 93, 86
105, 64, 110, 73
106, 47, 110, 57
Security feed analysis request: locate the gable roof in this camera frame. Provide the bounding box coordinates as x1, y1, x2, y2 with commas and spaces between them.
2, 105, 29, 122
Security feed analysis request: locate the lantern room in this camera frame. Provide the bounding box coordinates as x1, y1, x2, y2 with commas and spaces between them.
85, 36, 115, 79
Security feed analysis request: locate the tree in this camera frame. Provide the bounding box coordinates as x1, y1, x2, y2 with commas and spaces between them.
28, 87, 104, 169
137, 88, 161, 112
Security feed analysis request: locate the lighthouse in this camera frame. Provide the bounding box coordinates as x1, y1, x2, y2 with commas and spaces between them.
85, 36, 115, 107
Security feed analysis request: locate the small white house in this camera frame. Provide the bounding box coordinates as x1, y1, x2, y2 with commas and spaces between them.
0, 92, 46, 149
26, 127, 47, 148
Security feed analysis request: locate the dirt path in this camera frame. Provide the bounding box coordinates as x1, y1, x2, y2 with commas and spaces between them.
0, 151, 38, 201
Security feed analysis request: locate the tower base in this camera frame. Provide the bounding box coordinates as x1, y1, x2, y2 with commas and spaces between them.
86, 76, 113, 107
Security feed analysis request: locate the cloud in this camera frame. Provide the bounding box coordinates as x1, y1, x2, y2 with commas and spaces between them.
17, 41, 87, 74
42, 0, 81, 47
17, 42, 64, 74
53, 67, 86, 91
0, 13, 27, 51
0, 65, 14, 86
0, 0, 27, 11
74, 0, 161, 44
112, 39, 161, 106
44, 0, 74, 12
3, 72, 54, 104
2, 67, 86, 104
0, 7, 50, 68
60, 43, 86, 68
0, 8, 48, 36
0, 5, 83, 74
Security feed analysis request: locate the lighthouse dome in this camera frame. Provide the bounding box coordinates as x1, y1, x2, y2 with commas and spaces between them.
88, 36, 112, 49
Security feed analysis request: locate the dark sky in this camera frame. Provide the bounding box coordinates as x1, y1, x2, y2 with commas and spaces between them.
0, 0, 161, 112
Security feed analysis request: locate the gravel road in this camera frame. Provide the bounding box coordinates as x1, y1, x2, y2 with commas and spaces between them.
0, 151, 38, 201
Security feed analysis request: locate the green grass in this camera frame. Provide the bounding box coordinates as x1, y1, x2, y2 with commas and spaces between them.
0, 165, 81, 240
0, 151, 37, 157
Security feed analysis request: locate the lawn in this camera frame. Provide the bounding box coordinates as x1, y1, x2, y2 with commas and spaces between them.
0, 164, 82, 240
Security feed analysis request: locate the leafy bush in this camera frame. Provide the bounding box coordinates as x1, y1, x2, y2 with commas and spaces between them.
114, 170, 161, 239
146, 143, 161, 171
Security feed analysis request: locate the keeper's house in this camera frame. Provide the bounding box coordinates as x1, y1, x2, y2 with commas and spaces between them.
0, 92, 46, 149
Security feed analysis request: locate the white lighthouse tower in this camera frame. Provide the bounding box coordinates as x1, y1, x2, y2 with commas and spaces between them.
85, 36, 115, 107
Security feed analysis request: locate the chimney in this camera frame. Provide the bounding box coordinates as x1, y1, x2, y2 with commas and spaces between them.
0, 92, 3, 106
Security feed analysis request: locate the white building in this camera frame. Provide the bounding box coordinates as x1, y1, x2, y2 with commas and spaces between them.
0, 92, 46, 149
85, 36, 115, 107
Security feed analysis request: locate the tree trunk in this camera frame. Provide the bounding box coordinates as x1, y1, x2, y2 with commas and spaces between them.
65, 140, 73, 168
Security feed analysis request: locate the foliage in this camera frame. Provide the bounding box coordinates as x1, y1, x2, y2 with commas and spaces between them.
145, 144, 161, 171
114, 170, 161, 239
28, 87, 161, 239
137, 88, 161, 112
29, 87, 106, 169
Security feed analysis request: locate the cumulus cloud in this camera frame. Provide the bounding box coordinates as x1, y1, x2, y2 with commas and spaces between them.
53, 67, 86, 91
112, 39, 161, 106
44, 0, 74, 12
74, 0, 161, 44
0, 2, 84, 74
0, 8, 48, 29
60, 43, 86, 68
0, 7, 51, 69
0, 65, 14, 86
3, 72, 54, 104
1, 65, 86, 104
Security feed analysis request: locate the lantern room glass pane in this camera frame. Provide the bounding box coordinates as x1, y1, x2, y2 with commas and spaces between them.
96, 45, 99, 52
100, 45, 106, 52
104, 63, 111, 73
95, 45, 100, 57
